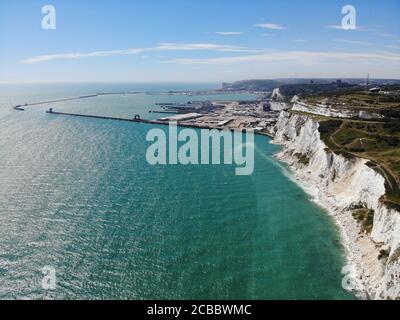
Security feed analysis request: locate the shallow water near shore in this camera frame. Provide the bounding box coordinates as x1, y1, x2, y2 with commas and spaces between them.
0, 84, 355, 299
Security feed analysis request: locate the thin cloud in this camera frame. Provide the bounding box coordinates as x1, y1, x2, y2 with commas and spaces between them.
326, 25, 344, 30
215, 32, 243, 36
254, 23, 286, 30
163, 50, 400, 65
325, 25, 375, 32
374, 32, 397, 38
334, 39, 372, 46
156, 43, 243, 51
155, 43, 260, 53
21, 48, 146, 64
21, 43, 259, 64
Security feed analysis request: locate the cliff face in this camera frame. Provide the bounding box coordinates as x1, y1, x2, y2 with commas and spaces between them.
270, 88, 291, 111
272, 111, 400, 300
291, 102, 384, 120
291, 102, 357, 118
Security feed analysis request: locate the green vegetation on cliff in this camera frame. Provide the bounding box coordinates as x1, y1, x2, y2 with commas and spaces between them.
317, 118, 400, 206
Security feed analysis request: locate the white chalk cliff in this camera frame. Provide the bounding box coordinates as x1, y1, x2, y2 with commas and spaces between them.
292, 102, 357, 118
271, 111, 400, 300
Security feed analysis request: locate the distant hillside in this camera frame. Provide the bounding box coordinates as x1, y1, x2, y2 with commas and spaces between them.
220, 79, 400, 95
221, 80, 283, 92
278, 83, 358, 97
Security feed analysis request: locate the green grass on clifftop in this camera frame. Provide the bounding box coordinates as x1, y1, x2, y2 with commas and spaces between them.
317, 119, 400, 207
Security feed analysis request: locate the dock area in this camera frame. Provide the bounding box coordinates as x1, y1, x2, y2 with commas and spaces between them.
11, 90, 278, 138
45, 109, 273, 137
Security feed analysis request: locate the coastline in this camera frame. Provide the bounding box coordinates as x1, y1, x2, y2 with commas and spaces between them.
272, 151, 373, 299
11, 87, 398, 299
48, 107, 381, 299
267, 110, 400, 299
47, 107, 368, 298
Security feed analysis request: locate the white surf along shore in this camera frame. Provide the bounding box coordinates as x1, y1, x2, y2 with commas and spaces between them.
268, 110, 400, 300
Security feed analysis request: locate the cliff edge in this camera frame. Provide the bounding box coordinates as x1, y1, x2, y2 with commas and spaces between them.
271, 111, 400, 300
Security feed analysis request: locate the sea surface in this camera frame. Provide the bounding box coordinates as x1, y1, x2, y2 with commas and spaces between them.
0, 83, 354, 299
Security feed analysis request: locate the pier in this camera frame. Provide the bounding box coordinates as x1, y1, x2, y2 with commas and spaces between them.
149, 110, 180, 114
45, 109, 158, 125
11, 92, 141, 111
12, 94, 99, 111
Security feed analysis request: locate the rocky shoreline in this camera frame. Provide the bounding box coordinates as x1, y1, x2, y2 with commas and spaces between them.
269, 111, 400, 300
274, 154, 380, 300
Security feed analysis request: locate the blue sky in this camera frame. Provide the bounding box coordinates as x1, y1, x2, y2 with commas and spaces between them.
0, 0, 399, 83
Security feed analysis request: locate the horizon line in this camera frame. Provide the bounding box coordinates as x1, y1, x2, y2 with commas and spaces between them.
2, 77, 400, 86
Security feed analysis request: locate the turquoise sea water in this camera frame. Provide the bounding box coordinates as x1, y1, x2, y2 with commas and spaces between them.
0, 84, 354, 299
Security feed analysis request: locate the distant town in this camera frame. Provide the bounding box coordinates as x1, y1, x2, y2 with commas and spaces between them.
151, 77, 400, 135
